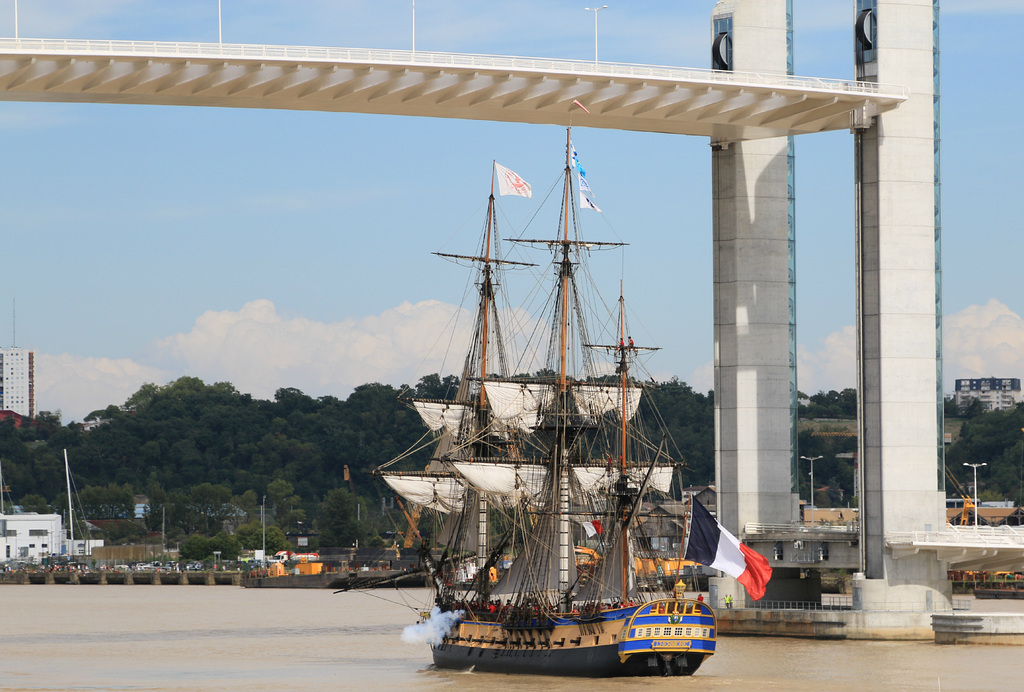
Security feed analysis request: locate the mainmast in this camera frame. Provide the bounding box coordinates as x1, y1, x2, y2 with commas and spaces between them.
556, 128, 574, 604
558, 129, 573, 393
617, 289, 631, 604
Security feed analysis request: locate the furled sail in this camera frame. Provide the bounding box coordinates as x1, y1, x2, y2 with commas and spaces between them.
484, 381, 555, 431
380, 473, 465, 512
452, 462, 548, 501
572, 384, 642, 421
573, 466, 674, 495
412, 401, 472, 436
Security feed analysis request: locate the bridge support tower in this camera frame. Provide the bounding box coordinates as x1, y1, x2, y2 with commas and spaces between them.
710, 0, 808, 605
853, 0, 949, 610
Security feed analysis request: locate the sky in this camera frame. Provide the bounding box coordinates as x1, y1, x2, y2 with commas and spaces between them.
0, 1, 1021, 423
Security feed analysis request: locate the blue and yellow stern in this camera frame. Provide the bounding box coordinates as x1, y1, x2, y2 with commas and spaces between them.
616, 598, 716, 676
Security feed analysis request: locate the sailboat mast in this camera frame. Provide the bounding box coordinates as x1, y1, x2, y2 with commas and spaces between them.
64, 449, 74, 554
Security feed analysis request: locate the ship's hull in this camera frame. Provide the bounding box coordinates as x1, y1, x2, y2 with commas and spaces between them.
432, 639, 708, 677
431, 598, 715, 678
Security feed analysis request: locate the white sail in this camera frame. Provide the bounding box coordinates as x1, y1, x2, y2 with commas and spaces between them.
451, 462, 548, 501
381, 474, 465, 512
412, 401, 472, 436
573, 466, 674, 495
572, 384, 642, 421
484, 381, 554, 431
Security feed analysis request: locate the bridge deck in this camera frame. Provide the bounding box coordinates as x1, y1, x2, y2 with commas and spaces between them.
0, 38, 907, 141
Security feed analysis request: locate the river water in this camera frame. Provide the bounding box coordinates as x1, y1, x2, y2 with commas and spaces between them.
0, 585, 1019, 691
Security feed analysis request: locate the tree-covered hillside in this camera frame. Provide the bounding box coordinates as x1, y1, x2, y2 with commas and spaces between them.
0, 374, 715, 548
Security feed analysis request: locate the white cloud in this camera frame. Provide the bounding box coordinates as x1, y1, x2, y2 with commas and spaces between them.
31, 297, 519, 423
35, 354, 172, 422
35, 298, 1024, 424
943, 299, 1024, 388
144, 298, 474, 401
683, 327, 857, 398
684, 360, 715, 395
798, 325, 857, 395
792, 300, 1024, 396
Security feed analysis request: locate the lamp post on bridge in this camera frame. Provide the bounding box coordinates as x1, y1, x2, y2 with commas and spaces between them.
584, 5, 608, 64
800, 455, 823, 525
964, 462, 987, 528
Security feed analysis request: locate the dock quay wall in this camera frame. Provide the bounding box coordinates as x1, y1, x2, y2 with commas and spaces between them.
0, 571, 242, 586
717, 608, 936, 641
932, 613, 1024, 645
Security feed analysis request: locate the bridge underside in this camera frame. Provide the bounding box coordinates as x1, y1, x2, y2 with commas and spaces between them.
0, 38, 905, 142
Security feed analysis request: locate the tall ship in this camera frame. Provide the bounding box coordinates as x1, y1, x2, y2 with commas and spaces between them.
375, 129, 717, 677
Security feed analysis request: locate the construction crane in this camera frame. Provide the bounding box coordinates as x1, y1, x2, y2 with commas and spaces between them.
945, 466, 975, 526
394, 496, 423, 549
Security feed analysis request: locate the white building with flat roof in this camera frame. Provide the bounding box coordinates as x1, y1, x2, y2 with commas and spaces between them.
0, 347, 35, 418
1, 513, 63, 562
954, 377, 1022, 412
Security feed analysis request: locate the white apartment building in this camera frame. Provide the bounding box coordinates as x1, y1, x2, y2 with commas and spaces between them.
0, 347, 35, 418
954, 377, 1022, 412
1, 513, 63, 562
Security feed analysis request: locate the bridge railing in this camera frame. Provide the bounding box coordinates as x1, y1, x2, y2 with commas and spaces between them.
0, 37, 908, 100
745, 522, 860, 536
887, 525, 1024, 548
743, 597, 972, 613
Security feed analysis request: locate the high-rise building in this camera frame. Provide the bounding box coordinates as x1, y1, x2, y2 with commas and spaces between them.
954, 378, 1022, 412
0, 347, 35, 418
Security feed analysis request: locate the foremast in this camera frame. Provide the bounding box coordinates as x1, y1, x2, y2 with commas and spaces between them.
378, 164, 534, 600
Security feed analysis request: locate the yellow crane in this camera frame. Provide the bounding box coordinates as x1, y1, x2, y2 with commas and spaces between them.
394, 496, 423, 549
945, 467, 975, 526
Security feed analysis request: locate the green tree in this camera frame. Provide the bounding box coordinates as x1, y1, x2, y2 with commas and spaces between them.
234, 520, 290, 553
318, 488, 361, 547
234, 489, 260, 523
180, 534, 211, 561
188, 483, 233, 535
99, 520, 146, 545
266, 478, 305, 530
19, 493, 51, 514
208, 531, 241, 561
32, 411, 63, 436
78, 483, 134, 519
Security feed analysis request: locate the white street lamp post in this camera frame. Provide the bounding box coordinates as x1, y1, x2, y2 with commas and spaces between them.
800, 455, 823, 524
584, 6, 607, 63
218, 0, 222, 44
412, 1, 416, 54
964, 462, 987, 527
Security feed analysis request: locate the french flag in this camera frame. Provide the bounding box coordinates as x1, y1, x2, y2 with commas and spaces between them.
684, 499, 773, 601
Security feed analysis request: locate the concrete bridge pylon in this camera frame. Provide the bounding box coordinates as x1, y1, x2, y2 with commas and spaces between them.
710, 0, 950, 618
